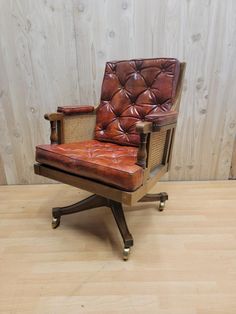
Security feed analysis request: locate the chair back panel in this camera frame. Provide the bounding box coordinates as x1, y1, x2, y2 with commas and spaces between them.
95, 58, 180, 146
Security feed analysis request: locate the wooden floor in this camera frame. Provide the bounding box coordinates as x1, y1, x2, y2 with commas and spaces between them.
0, 181, 236, 314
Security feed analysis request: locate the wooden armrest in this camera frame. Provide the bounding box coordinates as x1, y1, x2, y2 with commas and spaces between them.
57, 105, 95, 115
136, 121, 152, 134
135, 118, 177, 169
152, 122, 177, 132
136, 121, 152, 169
44, 112, 63, 121
44, 112, 64, 144
145, 111, 178, 128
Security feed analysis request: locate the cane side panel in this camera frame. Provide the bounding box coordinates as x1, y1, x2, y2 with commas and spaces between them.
148, 131, 167, 170
63, 114, 96, 143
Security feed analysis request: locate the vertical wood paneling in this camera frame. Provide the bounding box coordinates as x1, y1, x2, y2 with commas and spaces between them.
0, 0, 236, 184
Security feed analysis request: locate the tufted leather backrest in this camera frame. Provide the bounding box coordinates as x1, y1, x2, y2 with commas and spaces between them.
95, 58, 180, 146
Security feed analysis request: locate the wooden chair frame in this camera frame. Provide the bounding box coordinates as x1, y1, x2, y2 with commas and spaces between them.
34, 62, 186, 260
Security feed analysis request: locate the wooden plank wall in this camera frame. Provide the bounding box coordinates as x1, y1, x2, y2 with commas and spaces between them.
0, 0, 236, 184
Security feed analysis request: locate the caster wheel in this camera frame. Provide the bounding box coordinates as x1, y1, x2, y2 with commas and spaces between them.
123, 247, 131, 261
158, 201, 165, 211
52, 216, 60, 229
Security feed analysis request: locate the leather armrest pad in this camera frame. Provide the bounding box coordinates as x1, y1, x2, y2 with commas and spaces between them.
145, 111, 178, 126
57, 105, 94, 115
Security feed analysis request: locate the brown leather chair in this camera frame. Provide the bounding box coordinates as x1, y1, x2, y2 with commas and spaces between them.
35, 58, 186, 260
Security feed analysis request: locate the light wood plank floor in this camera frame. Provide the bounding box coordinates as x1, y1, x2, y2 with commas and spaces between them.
0, 181, 236, 314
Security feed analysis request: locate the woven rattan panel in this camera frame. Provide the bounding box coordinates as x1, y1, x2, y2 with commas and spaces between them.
63, 114, 96, 143
149, 130, 167, 170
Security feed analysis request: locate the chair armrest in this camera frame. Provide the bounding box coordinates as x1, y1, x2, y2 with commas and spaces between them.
135, 112, 178, 169
44, 112, 64, 121
44, 106, 96, 144
57, 105, 95, 115
145, 111, 178, 127
136, 121, 152, 168
136, 121, 152, 134
44, 112, 64, 144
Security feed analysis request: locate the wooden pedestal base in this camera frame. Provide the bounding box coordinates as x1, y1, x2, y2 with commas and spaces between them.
51, 193, 167, 260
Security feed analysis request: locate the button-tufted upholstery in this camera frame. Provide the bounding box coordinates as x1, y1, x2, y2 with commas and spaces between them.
36, 140, 143, 191
95, 58, 180, 146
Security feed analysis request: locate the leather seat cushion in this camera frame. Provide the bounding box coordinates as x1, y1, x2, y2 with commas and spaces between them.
36, 140, 143, 191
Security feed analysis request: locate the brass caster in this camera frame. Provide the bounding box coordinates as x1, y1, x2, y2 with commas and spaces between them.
52, 216, 60, 229
158, 201, 165, 211
123, 247, 131, 261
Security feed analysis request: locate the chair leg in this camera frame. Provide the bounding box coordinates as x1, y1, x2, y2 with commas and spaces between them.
139, 192, 168, 211
52, 194, 107, 229
109, 200, 134, 261
52, 195, 133, 261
